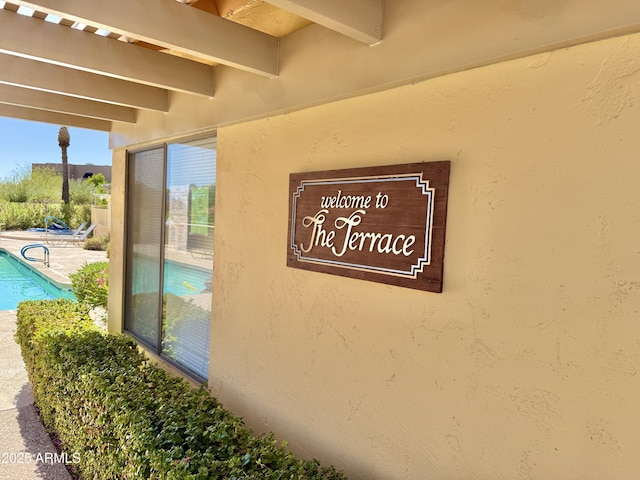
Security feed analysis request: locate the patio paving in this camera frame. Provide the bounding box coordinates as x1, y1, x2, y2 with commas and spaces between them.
0, 230, 108, 287
0, 231, 108, 479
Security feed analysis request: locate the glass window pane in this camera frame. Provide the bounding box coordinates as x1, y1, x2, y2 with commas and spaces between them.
162, 137, 216, 379
125, 147, 165, 348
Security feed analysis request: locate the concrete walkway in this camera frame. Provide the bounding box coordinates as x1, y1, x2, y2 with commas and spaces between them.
0, 310, 72, 480
0, 232, 108, 479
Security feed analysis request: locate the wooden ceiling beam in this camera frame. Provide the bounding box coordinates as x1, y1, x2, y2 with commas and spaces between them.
0, 84, 137, 123
265, 0, 383, 45
20, 0, 280, 77
0, 54, 168, 112
0, 104, 112, 131
0, 9, 214, 97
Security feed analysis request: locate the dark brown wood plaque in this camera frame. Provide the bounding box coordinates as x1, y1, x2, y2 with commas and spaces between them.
287, 161, 450, 292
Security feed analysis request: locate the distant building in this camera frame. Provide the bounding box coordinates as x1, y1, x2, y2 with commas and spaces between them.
32, 163, 111, 182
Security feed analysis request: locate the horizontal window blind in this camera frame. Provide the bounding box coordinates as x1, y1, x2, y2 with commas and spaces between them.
125, 136, 216, 381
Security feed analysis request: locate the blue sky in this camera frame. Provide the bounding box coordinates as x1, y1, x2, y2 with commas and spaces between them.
0, 117, 112, 180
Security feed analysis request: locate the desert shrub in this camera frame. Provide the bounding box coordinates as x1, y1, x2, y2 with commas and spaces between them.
0, 202, 91, 230
0, 166, 94, 229
70, 178, 97, 204
0, 166, 62, 203
83, 235, 109, 251
0, 181, 29, 202
26, 167, 64, 202
69, 261, 109, 309
85, 173, 107, 189
15, 299, 347, 480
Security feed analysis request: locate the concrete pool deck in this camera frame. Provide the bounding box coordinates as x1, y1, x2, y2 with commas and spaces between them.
0, 230, 108, 287
0, 231, 108, 479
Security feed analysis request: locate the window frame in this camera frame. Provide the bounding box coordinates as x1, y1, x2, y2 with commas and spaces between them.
123, 133, 216, 383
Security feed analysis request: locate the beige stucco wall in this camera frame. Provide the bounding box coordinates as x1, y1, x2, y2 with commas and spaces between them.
205, 34, 640, 479
107, 148, 126, 335
109, 0, 640, 151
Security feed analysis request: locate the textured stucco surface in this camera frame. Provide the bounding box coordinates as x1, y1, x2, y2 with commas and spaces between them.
207, 34, 640, 479
109, 0, 640, 149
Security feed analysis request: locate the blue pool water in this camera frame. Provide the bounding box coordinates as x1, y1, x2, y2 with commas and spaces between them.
0, 250, 75, 310
163, 260, 212, 296
131, 255, 212, 297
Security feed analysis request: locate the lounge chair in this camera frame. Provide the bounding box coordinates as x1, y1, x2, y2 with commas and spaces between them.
41, 222, 87, 244
44, 224, 97, 247
62, 221, 88, 236
28, 215, 73, 234
72, 222, 88, 234
45, 216, 70, 233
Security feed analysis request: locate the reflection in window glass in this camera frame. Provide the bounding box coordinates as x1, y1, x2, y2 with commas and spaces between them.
125, 147, 164, 348
163, 138, 216, 379
125, 137, 216, 381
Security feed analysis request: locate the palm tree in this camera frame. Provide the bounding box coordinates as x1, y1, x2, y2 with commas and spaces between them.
58, 126, 70, 204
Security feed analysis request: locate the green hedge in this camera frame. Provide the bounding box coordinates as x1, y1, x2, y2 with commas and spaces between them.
0, 201, 91, 230
15, 299, 347, 480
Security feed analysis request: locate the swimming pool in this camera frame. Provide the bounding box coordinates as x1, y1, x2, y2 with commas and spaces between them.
0, 250, 75, 310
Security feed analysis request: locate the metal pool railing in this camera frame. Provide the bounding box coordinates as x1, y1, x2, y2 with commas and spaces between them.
20, 244, 50, 267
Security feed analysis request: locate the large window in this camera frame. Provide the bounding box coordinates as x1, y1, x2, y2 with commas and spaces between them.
125, 136, 216, 381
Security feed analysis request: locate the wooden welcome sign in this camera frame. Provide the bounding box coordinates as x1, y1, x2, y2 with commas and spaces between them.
287, 161, 450, 292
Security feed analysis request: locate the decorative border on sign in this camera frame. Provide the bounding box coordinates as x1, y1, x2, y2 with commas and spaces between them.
287, 161, 450, 293
290, 174, 435, 279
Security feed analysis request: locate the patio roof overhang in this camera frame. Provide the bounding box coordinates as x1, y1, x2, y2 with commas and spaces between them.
0, 0, 380, 131
1, 0, 640, 134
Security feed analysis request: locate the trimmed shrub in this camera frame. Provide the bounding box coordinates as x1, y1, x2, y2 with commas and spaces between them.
0, 202, 61, 229
69, 261, 109, 309
15, 299, 347, 480
72, 203, 93, 228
